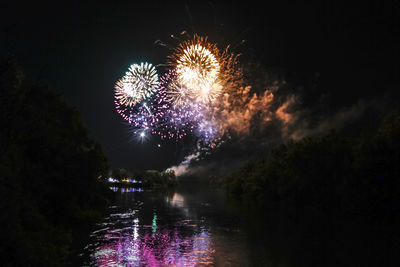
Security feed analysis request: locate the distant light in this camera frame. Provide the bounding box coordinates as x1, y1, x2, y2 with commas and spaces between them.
157, 144, 161, 148
108, 177, 118, 183
140, 132, 145, 138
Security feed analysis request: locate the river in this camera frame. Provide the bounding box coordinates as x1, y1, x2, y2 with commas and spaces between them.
76, 183, 399, 266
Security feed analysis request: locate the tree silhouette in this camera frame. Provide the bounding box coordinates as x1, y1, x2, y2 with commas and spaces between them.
0, 58, 110, 266
224, 112, 400, 214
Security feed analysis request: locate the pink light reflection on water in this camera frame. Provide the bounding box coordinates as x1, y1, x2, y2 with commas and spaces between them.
90, 219, 213, 266
92, 229, 212, 266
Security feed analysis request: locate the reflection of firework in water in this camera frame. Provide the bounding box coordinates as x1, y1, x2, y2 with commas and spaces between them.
85, 194, 213, 266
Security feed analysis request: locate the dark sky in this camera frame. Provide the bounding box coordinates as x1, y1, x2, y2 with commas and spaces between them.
1, 1, 399, 171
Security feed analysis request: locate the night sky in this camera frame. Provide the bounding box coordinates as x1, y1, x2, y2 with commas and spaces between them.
1, 1, 399, 171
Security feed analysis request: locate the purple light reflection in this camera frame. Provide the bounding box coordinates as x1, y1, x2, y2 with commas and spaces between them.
86, 213, 213, 266
109, 187, 142, 193
90, 225, 212, 266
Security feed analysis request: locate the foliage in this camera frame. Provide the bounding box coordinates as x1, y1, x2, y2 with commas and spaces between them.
142, 169, 177, 188
111, 168, 133, 181
223, 112, 400, 213
0, 58, 111, 265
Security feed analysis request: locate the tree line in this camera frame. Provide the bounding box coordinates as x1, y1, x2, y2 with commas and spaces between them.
217, 111, 400, 214
0, 58, 111, 265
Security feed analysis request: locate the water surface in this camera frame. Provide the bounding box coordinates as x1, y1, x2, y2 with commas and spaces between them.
78, 185, 400, 266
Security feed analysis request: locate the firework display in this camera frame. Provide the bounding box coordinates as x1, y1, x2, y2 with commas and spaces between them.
150, 70, 202, 139
174, 40, 220, 103
115, 62, 158, 106
114, 34, 245, 145
114, 62, 158, 128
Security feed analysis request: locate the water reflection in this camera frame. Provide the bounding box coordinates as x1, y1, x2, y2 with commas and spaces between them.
166, 193, 185, 208
79, 187, 399, 266
82, 188, 214, 266
109, 187, 142, 193
165, 193, 191, 218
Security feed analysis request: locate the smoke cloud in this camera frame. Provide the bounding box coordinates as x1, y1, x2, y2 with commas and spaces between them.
167, 152, 200, 176
166, 67, 397, 177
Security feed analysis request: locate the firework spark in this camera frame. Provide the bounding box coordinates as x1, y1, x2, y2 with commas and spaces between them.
176, 43, 219, 87
169, 35, 224, 103
111, 34, 297, 176
114, 62, 159, 107
114, 35, 250, 149
150, 70, 203, 139
162, 71, 193, 107
114, 62, 159, 130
